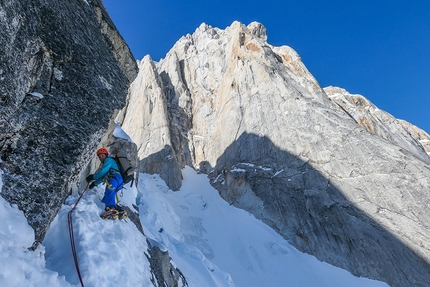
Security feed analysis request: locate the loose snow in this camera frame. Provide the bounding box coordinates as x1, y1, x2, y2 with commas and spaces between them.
28, 92, 44, 99
113, 123, 133, 142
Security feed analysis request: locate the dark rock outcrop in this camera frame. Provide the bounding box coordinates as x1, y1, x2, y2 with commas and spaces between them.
146, 240, 189, 287
0, 0, 138, 247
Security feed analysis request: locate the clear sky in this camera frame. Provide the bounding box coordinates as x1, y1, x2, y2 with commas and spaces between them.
103, 0, 430, 133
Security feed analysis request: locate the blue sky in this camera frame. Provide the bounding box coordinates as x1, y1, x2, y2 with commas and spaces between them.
103, 0, 430, 133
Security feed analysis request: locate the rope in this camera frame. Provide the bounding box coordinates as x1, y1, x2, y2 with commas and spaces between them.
115, 192, 120, 205
67, 183, 89, 287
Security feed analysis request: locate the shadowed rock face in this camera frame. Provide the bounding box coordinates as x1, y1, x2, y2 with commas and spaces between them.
0, 0, 137, 246
210, 133, 430, 287
119, 21, 430, 286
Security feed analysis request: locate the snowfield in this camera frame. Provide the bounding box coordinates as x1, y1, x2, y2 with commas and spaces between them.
0, 166, 390, 286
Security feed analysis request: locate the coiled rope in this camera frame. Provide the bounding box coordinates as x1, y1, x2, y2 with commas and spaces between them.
67, 183, 89, 287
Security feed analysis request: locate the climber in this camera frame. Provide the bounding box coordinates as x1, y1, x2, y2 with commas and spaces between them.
86, 147, 124, 219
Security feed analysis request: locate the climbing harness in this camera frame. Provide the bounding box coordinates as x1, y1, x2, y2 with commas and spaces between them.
67, 183, 89, 287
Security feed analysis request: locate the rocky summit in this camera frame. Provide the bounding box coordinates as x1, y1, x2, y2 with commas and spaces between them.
118, 21, 430, 287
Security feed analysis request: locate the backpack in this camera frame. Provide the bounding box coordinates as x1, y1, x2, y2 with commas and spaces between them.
114, 150, 135, 187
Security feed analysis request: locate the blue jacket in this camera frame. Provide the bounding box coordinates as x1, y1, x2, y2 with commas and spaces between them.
93, 157, 120, 185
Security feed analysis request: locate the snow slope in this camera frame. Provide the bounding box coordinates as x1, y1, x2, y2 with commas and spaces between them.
137, 167, 390, 287
0, 163, 391, 287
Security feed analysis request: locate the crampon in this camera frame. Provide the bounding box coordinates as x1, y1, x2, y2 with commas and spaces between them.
116, 205, 128, 221
101, 206, 128, 221
100, 207, 119, 220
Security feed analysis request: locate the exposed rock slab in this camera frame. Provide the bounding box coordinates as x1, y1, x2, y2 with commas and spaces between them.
324, 86, 430, 161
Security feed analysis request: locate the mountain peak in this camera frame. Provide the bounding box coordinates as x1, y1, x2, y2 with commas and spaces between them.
118, 21, 430, 287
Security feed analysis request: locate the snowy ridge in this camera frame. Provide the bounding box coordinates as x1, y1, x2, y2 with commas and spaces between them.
43, 186, 152, 287
0, 167, 390, 286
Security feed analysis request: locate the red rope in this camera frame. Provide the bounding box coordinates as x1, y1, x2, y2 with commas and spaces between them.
67, 183, 89, 287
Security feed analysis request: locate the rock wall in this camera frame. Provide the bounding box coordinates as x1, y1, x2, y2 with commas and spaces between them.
0, 0, 138, 247
119, 21, 430, 286
399, 119, 430, 156
116, 56, 183, 190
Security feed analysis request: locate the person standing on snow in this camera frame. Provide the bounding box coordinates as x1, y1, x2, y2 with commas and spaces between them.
86, 147, 124, 219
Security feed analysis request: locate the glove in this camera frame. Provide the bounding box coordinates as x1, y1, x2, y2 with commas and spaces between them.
89, 182, 96, 189
86, 174, 94, 182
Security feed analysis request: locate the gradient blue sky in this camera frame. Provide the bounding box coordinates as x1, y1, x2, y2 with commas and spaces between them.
103, 0, 430, 133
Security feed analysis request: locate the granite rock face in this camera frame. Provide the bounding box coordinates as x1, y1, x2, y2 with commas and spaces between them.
119, 21, 430, 286
116, 56, 184, 190
324, 86, 430, 161
399, 119, 430, 156
0, 0, 138, 246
